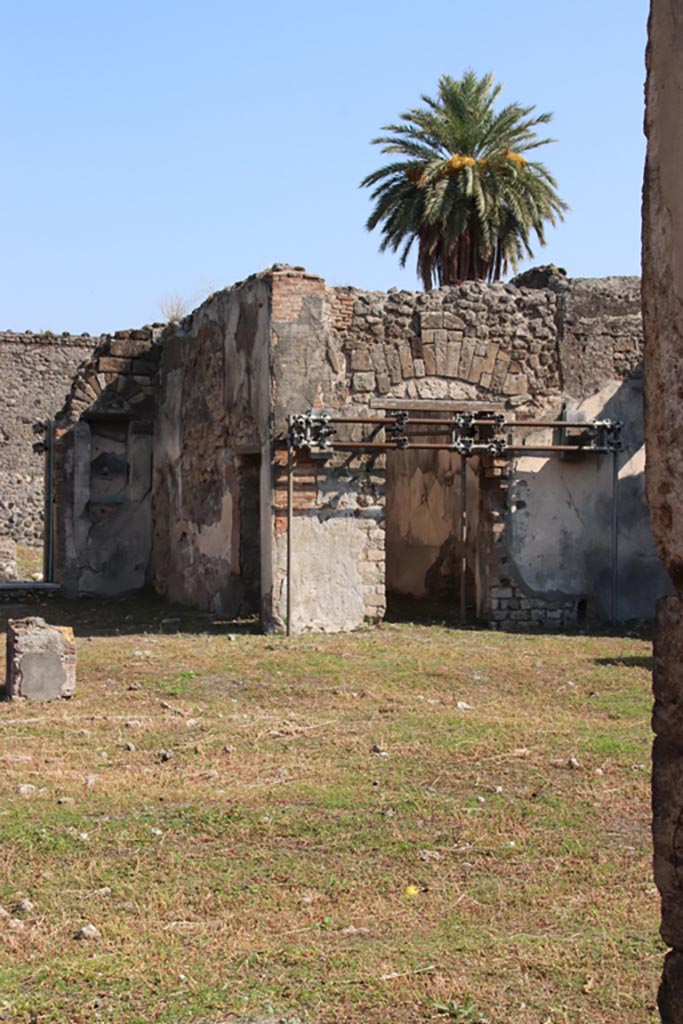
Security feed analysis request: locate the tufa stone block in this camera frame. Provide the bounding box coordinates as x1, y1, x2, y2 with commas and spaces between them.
5, 617, 76, 701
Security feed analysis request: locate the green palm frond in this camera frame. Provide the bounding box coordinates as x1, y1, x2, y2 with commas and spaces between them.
360, 70, 568, 288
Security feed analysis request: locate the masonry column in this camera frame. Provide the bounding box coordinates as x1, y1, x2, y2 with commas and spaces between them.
643, 4, 683, 1019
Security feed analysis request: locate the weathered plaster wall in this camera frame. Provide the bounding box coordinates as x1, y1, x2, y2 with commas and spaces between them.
268, 268, 385, 631
0, 331, 98, 546
642, 2, 683, 1017
505, 378, 671, 627
151, 278, 272, 617
55, 328, 162, 596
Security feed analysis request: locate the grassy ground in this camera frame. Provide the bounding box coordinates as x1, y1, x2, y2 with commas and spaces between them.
14, 545, 43, 580
0, 596, 661, 1024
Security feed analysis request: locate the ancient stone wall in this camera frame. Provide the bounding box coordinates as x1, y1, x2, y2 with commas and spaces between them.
0, 331, 98, 546
642, 1, 683, 1017
300, 271, 657, 630
152, 278, 272, 617
48, 263, 667, 636
322, 272, 642, 409
54, 326, 163, 596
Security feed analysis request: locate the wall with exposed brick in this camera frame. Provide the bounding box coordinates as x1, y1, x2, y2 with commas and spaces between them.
49, 263, 668, 634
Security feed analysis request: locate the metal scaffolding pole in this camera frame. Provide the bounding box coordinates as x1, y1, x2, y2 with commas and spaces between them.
611, 448, 619, 624
286, 418, 294, 638
460, 454, 468, 626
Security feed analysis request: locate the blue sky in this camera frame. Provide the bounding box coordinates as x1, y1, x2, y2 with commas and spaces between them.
1, 0, 649, 334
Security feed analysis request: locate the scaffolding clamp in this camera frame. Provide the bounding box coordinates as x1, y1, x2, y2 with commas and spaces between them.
289, 412, 335, 457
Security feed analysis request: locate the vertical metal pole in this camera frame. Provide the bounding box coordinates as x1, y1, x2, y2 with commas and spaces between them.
610, 448, 619, 625
286, 418, 293, 637
44, 420, 55, 584
460, 454, 468, 626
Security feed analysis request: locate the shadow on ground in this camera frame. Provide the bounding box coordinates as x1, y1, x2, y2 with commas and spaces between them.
0, 589, 260, 639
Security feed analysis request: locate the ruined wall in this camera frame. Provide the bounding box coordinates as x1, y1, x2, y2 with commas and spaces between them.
55, 327, 162, 596
0, 331, 98, 546
249, 267, 658, 633
642, 2, 683, 1017
151, 278, 272, 617
269, 268, 385, 631
47, 264, 667, 635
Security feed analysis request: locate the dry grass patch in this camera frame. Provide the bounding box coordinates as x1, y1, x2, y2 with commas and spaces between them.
0, 596, 660, 1023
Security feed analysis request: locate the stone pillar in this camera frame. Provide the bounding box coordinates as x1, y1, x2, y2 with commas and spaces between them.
5, 617, 76, 700
643, 3, 683, 1019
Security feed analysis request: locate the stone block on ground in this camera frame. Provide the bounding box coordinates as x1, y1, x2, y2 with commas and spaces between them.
5, 617, 76, 701
0, 538, 17, 582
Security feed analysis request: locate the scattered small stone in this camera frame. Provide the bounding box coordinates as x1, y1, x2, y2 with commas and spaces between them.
156, 749, 173, 762
149, 828, 163, 837
75, 923, 101, 941
84, 775, 98, 788
123, 742, 136, 752
456, 700, 474, 710
57, 796, 75, 805
476, 795, 486, 804
14, 899, 34, 915
341, 924, 371, 935
418, 849, 442, 863
223, 745, 235, 754
370, 744, 388, 756
125, 719, 142, 729
127, 681, 141, 691
8, 918, 25, 932
594, 767, 604, 776
94, 887, 112, 898
567, 756, 581, 769
512, 747, 530, 758
15, 784, 36, 798
185, 718, 198, 728
493, 785, 504, 794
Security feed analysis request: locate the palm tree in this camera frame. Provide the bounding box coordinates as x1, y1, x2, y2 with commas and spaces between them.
361, 71, 568, 290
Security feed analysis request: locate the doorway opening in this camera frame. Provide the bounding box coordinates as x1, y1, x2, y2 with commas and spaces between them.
385, 445, 482, 625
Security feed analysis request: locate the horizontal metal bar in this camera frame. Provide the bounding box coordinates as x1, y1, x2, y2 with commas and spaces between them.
507, 445, 610, 453
503, 420, 595, 429
292, 441, 612, 456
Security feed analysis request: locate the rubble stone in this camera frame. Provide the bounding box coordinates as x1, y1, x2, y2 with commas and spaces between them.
5, 616, 76, 701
